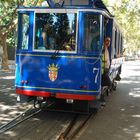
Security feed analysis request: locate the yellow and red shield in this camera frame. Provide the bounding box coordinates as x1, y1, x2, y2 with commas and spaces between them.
48, 64, 59, 82
49, 70, 58, 82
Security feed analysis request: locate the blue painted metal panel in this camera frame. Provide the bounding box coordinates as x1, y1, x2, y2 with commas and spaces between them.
15, 54, 101, 95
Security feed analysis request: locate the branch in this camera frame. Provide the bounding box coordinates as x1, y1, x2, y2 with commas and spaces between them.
33, 0, 39, 6
17, 0, 24, 6
7, 8, 17, 28
1, 1, 7, 9
0, 7, 17, 33
0, 0, 28, 34
0, 2, 9, 23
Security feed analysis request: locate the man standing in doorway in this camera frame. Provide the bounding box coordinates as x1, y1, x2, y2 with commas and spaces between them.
100, 37, 112, 106
102, 37, 112, 87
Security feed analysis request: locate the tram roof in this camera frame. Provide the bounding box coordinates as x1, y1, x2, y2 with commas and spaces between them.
18, 0, 113, 17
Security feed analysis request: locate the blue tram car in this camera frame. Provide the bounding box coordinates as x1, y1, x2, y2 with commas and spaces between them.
16, 0, 124, 112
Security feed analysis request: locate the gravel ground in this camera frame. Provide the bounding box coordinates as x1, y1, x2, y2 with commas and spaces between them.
0, 70, 32, 127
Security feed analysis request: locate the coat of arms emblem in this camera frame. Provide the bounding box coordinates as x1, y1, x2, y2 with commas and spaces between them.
48, 63, 59, 82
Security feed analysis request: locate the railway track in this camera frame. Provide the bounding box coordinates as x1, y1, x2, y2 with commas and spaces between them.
0, 100, 54, 134
57, 109, 98, 140
0, 107, 41, 133
0, 99, 98, 140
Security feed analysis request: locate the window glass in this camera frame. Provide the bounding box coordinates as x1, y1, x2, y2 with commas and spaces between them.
64, 0, 70, 5
72, 0, 88, 5
114, 30, 117, 57
120, 35, 123, 55
35, 13, 77, 52
83, 13, 100, 53
118, 32, 121, 56
21, 14, 29, 50
112, 28, 116, 58
59, 0, 89, 6
116, 31, 119, 56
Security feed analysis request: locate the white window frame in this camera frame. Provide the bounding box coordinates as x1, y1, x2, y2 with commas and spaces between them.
33, 9, 78, 54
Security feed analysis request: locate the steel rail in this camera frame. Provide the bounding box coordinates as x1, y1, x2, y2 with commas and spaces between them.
0, 100, 55, 133
57, 114, 79, 140
57, 109, 97, 140
66, 109, 98, 140
0, 107, 41, 133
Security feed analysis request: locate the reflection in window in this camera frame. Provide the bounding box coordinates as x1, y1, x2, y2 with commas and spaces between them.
118, 33, 121, 56
47, 0, 89, 7
120, 36, 123, 55
22, 14, 29, 50
83, 14, 100, 53
35, 13, 77, 52
114, 30, 117, 57
72, 0, 88, 5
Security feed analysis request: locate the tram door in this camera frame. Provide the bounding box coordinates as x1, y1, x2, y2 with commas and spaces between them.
103, 17, 113, 58
78, 12, 103, 93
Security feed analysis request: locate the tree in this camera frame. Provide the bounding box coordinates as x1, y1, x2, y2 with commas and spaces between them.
103, 0, 140, 54
0, 0, 16, 69
0, 0, 37, 70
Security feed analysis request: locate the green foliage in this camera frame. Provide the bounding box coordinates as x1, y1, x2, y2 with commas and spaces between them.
0, 1, 16, 24
103, 0, 140, 53
0, 0, 34, 49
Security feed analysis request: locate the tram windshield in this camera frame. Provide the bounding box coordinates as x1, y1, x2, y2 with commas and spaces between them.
35, 13, 77, 52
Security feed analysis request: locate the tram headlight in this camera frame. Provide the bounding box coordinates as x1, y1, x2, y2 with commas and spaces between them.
37, 96, 44, 101
66, 99, 74, 104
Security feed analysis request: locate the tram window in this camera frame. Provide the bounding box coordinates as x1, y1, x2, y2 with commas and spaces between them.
64, 0, 88, 6
72, 0, 88, 5
120, 36, 123, 55
116, 32, 119, 57
114, 30, 117, 57
21, 14, 29, 50
34, 13, 77, 52
118, 33, 121, 57
83, 14, 100, 53
64, 0, 70, 5
112, 28, 116, 58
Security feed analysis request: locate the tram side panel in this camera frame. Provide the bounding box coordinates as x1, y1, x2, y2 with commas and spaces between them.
15, 54, 101, 102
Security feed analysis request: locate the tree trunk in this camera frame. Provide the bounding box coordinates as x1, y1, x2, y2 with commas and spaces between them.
1, 34, 9, 70
0, 1, 24, 70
